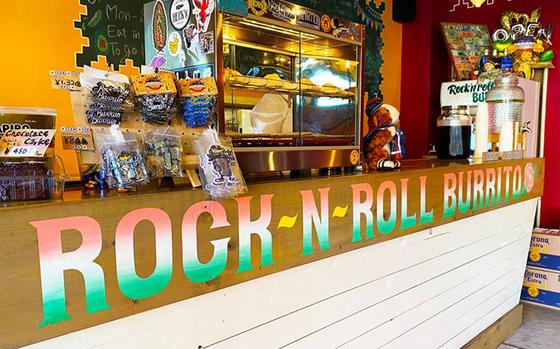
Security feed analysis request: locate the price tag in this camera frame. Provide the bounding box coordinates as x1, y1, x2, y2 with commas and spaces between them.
7, 146, 37, 157
49, 70, 82, 91
0, 129, 55, 157
60, 127, 95, 151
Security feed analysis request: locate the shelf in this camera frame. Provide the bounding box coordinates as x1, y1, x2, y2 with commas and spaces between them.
226, 78, 356, 99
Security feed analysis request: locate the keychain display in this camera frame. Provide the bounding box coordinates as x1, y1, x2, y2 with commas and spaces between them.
131, 72, 177, 125
177, 78, 218, 128
100, 132, 150, 190
195, 128, 247, 199
143, 127, 183, 178
80, 67, 131, 126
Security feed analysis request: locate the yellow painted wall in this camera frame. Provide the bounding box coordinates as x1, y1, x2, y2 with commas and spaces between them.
380, 0, 403, 110
0, 1, 87, 179
0, 1, 403, 179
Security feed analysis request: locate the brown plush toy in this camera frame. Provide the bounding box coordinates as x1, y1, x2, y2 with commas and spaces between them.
363, 98, 405, 171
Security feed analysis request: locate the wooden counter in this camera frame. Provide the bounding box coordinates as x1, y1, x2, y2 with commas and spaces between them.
0, 158, 544, 348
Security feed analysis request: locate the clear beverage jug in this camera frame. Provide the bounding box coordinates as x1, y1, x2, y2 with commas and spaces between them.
486, 74, 525, 137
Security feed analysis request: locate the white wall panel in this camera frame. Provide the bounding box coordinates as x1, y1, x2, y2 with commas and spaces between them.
25, 199, 538, 349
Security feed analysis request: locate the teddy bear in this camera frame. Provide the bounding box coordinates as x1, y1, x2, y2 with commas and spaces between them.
363, 98, 405, 171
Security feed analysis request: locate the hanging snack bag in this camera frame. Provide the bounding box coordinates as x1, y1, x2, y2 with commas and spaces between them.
80, 66, 132, 126
100, 129, 150, 190
143, 127, 183, 178
131, 72, 177, 125
195, 128, 247, 199
177, 78, 218, 128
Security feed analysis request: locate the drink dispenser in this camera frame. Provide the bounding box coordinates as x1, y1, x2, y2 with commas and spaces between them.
486, 74, 525, 152
436, 106, 473, 160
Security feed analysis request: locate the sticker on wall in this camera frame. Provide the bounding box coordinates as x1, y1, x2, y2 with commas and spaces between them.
200, 32, 215, 55
296, 8, 320, 31
168, 31, 182, 57
247, 0, 267, 16
321, 15, 332, 32
152, 0, 168, 52
170, 0, 191, 30
192, 0, 215, 33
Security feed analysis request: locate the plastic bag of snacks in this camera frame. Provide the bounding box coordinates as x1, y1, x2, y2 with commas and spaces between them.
195, 128, 247, 199
80, 66, 132, 126
100, 128, 150, 190
177, 78, 218, 128
131, 72, 177, 125
143, 127, 183, 178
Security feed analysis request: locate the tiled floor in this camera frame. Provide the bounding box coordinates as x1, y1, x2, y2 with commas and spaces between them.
499, 303, 560, 349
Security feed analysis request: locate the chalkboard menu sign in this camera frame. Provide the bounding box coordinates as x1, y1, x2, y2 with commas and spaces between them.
74, 0, 145, 67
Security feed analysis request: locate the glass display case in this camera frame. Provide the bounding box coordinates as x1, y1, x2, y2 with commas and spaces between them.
217, 2, 363, 172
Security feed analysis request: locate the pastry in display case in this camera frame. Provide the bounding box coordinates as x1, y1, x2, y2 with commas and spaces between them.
217, 0, 364, 172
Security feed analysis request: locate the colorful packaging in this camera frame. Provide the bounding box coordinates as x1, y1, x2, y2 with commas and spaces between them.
177, 78, 218, 128
527, 228, 560, 271
131, 72, 177, 125
522, 267, 560, 309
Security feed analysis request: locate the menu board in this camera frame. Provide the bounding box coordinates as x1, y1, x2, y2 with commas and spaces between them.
441, 22, 493, 80
144, 0, 216, 76
74, 0, 145, 67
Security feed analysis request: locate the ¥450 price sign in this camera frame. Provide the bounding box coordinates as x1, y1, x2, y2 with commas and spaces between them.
0, 129, 56, 158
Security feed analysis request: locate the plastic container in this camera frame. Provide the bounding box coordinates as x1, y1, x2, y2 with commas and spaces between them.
436, 106, 473, 159
0, 174, 65, 202
0, 157, 66, 203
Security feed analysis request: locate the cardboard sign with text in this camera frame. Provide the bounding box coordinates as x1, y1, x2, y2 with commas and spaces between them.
0, 129, 55, 157
49, 70, 81, 91
60, 127, 94, 151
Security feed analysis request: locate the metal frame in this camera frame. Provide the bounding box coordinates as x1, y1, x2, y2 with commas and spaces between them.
216, 6, 364, 173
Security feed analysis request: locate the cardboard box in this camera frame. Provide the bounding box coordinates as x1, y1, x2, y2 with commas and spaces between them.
521, 267, 560, 309
527, 228, 560, 271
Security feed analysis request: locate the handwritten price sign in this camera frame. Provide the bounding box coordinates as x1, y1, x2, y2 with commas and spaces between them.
61, 127, 95, 152
0, 129, 56, 158
49, 70, 82, 91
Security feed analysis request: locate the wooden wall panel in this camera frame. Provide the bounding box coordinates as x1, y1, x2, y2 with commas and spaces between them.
23, 199, 537, 349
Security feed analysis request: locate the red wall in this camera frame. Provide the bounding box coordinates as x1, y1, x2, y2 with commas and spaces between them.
401, 0, 560, 228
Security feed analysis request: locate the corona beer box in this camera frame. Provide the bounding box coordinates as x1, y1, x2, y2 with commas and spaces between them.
521, 267, 560, 309
527, 228, 560, 271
